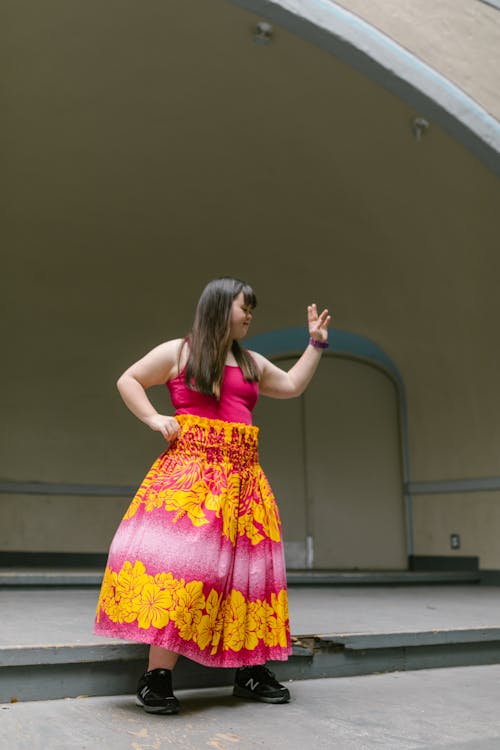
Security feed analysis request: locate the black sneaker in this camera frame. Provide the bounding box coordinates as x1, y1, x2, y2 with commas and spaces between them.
233, 665, 291, 704
135, 668, 180, 714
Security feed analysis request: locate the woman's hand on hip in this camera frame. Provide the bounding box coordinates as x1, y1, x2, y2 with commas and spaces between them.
144, 414, 181, 441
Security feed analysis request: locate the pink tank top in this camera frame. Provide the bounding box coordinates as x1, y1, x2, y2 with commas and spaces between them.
167, 365, 259, 425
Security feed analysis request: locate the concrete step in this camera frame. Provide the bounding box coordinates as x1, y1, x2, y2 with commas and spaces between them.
287, 570, 481, 585
2, 585, 500, 702
4, 626, 500, 703
0, 567, 481, 587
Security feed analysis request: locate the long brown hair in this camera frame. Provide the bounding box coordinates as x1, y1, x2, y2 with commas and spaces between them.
183, 277, 259, 398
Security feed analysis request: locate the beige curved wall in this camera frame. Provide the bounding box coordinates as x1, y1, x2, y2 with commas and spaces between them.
1, 0, 500, 567
332, 0, 500, 120
413, 492, 500, 569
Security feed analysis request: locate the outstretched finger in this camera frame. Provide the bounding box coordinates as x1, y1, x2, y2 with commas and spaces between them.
308, 303, 319, 321
317, 309, 329, 326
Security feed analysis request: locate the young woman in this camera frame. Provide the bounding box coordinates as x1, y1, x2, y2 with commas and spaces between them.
94, 277, 331, 714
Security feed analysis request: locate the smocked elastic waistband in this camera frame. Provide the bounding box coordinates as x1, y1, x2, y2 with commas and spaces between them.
175, 413, 259, 438
170, 414, 260, 466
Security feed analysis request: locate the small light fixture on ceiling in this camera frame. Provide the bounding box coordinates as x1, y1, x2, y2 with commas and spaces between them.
411, 117, 430, 142
253, 21, 274, 45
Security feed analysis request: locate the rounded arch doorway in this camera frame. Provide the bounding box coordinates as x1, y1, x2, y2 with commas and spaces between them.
250, 332, 408, 571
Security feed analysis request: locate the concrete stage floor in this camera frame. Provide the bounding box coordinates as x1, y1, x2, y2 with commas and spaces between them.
2, 585, 500, 648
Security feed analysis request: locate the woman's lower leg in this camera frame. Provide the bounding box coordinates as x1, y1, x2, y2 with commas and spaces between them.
148, 645, 179, 671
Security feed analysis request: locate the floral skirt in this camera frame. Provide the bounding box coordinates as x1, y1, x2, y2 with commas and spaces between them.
93, 414, 292, 668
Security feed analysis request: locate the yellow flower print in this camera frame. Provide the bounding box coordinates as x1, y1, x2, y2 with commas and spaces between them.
182, 580, 206, 618
262, 615, 279, 647
272, 589, 289, 622
172, 580, 206, 642
96, 566, 118, 622
258, 589, 289, 647
253, 473, 281, 543
237, 512, 264, 546
163, 483, 210, 526
95, 558, 290, 658
103, 597, 121, 623
243, 604, 259, 651
136, 583, 173, 629
206, 588, 222, 619
204, 492, 220, 515
95, 566, 118, 622
239, 470, 258, 515
211, 597, 227, 655
205, 489, 238, 543
144, 490, 165, 513
122, 494, 141, 520
112, 560, 150, 624
121, 423, 281, 546
223, 590, 247, 652
165, 458, 203, 491
154, 571, 184, 596
123, 463, 163, 520
116, 594, 140, 624
197, 615, 212, 651
174, 610, 196, 642
219, 473, 241, 544
271, 590, 290, 648
248, 599, 268, 640
116, 561, 150, 603
204, 464, 227, 496
221, 588, 260, 651
197, 589, 223, 650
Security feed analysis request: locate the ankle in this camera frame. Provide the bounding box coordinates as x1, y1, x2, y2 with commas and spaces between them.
148, 646, 178, 672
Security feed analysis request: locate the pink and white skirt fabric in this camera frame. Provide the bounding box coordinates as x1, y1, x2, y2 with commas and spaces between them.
93, 414, 292, 668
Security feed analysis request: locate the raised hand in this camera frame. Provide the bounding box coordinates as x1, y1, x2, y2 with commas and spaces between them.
307, 303, 331, 343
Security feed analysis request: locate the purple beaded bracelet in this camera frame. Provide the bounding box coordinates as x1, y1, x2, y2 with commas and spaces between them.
309, 337, 329, 349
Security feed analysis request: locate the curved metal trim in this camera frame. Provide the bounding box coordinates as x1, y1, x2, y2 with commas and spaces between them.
233, 0, 500, 175
480, 0, 500, 11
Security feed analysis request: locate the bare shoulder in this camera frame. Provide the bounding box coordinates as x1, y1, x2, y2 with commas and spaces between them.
150, 338, 185, 358
153, 338, 189, 379
141, 338, 185, 364
246, 349, 268, 377
123, 338, 187, 387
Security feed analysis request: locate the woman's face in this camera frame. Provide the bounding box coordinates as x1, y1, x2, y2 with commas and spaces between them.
229, 291, 253, 341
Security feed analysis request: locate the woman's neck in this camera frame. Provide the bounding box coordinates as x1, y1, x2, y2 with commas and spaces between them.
226, 341, 238, 366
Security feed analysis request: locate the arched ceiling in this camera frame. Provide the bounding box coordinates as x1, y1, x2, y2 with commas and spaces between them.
332, 0, 500, 121
233, 0, 500, 172
3, 0, 499, 340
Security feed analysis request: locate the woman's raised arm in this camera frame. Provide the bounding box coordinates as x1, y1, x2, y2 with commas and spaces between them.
250, 304, 331, 399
